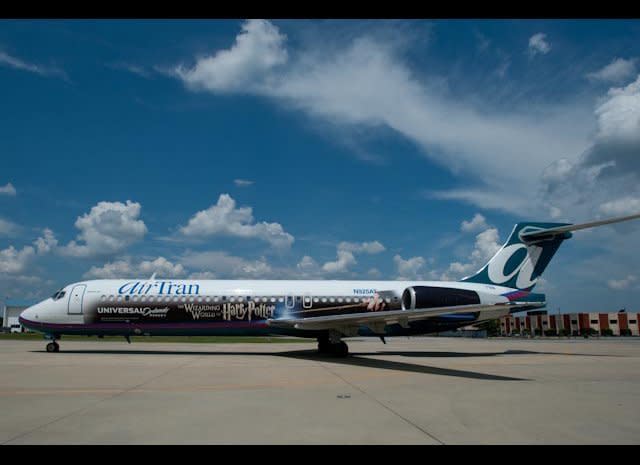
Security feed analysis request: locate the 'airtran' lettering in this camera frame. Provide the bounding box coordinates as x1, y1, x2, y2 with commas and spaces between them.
118, 281, 200, 296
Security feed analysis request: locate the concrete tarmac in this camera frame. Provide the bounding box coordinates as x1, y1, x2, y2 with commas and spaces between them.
1, 336, 639, 444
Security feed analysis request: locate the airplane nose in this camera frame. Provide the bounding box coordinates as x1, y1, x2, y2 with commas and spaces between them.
19, 304, 40, 324
19, 307, 33, 324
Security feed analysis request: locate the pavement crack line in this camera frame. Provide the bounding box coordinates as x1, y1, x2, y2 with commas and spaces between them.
318, 359, 445, 445
2, 354, 207, 445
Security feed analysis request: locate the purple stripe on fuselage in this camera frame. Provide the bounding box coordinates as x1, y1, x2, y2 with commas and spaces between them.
19, 316, 268, 332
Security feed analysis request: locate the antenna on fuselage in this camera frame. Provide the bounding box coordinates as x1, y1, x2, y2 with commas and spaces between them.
149, 272, 157, 281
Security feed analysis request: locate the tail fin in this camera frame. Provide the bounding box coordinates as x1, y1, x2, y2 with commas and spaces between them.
461, 212, 640, 291
461, 222, 571, 291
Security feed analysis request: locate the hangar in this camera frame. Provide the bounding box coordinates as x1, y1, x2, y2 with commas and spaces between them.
1, 300, 34, 333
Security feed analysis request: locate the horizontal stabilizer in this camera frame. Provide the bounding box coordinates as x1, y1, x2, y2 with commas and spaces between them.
520, 212, 640, 243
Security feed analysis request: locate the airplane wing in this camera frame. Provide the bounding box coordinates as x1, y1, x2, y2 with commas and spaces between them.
521, 212, 640, 243
267, 301, 543, 332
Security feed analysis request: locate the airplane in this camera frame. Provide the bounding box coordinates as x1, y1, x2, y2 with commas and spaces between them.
19, 213, 640, 356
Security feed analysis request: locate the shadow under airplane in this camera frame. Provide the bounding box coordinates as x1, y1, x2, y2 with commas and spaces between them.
32, 346, 622, 381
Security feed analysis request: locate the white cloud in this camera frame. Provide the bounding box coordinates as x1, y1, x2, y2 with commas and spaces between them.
595, 75, 640, 142
0, 218, 19, 236
234, 179, 254, 187
599, 196, 640, 217
84, 256, 185, 279
0, 229, 57, 274
541, 74, 640, 222
0, 51, 67, 79
180, 250, 272, 278
62, 201, 148, 258
107, 62, 151, 78
0, 245, 35, 274
297, 255, 318, 273
337, 240, 385, 254
34, 228, 57, 254
367, 267, 382, 278
321, 240, 385, 273
179, 194, 294, 249
528, 33, 551, 56
175, 19, 288, 93
189, 271, 217, 279
322, 249, 357, 274
393, 254, 426, 280
442, 227, 501, 280
608, 275, 637, 290
461, 213, 489, 233
0, 182, 16, 196
587, 58, 637, 84
172, 20, 591, 217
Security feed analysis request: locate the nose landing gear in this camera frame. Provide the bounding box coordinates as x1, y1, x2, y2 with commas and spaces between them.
46, 341, 60, 353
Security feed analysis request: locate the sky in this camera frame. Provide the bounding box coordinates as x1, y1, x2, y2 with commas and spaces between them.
1, 19, 640, 312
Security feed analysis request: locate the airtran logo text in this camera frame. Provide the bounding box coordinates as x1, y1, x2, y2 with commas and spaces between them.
118, 281, 200, 296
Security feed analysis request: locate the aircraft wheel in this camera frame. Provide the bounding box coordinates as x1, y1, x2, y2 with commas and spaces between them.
317, 339, 329, 353
46, 342, 59, 353
335, 341, 349, 357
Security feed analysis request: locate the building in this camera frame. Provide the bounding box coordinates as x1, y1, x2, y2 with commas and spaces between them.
1, 300, 34, 333
499, 310, 640, 336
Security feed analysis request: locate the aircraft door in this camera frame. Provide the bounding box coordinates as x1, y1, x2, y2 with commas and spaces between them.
303, 294, 313, 309
68, 284, 86, 315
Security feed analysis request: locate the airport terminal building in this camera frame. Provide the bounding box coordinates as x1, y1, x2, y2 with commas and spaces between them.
499, 311, 640, 336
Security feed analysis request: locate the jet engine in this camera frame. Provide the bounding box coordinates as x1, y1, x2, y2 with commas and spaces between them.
401, 285, 481, 310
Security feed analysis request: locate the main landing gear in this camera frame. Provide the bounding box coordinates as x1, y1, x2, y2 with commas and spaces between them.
46, 341, 60, 353
317, 335, 349, 357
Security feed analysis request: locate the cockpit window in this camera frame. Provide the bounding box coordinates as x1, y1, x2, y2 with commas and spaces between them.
51, 290, 66, 300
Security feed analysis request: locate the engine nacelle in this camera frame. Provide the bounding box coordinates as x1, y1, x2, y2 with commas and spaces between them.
401, 285, 481, 310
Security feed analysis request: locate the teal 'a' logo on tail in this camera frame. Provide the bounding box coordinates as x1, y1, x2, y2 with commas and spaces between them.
461, 222, 572, 291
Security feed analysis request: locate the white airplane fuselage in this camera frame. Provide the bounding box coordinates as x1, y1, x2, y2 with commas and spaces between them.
19, 278, 526, 339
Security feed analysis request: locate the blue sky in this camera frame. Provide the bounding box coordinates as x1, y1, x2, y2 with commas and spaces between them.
1, 19, 640, 312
